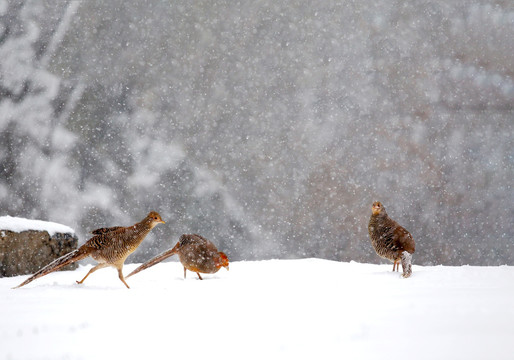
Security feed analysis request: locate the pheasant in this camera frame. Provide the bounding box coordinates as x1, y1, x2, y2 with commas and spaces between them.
14, 211, 165, 288
127, 233, 229, 280
368, 201, 415, 278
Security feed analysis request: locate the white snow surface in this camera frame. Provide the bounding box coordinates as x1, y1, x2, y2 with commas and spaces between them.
1, 259, 513, 360
0, 215, 75, 236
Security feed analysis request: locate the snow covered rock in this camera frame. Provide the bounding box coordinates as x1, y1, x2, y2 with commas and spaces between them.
0, 216, 78, 277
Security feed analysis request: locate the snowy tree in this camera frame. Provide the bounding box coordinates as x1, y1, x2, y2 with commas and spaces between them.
0, 0, 82, 226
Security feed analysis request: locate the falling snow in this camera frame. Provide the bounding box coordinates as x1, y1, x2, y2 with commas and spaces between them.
1, 1, 513, 359
0, 0, 513, 267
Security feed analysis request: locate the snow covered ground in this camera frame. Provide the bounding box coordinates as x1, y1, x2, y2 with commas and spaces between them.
1, 259, 513, 360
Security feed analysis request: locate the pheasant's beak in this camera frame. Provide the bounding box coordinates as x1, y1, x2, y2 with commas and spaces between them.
224, 264, 229, 271
160, 220, 166, 224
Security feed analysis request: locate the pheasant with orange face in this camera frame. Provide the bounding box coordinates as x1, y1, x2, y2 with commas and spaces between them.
127, 233, 229, 280
368, 201, 415, 278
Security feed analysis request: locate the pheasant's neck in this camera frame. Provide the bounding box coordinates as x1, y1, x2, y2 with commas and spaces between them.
126, 221, 153, 247
370, 212, 387, 222
369, 214, 388, 237
369, 214, 380, 227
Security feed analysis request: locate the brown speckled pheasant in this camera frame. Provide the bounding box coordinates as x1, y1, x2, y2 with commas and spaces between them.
368, 201, 415, 278
127, 233, 229, 280
14, 212, 165, 289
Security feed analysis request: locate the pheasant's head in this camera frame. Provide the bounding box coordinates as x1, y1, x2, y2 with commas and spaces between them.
371, 201, 384, 216
147, 211, 165, 227
216, 252, 229, 271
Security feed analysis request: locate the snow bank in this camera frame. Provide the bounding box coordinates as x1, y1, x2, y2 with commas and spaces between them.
1, 259, 513, 360
0, 215, 74, 236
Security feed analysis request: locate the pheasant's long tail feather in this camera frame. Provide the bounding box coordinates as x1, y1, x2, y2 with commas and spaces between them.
126, 246, 178, 278
13, 248, 90, 288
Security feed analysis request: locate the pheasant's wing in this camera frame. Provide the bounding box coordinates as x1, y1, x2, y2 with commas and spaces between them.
91, 226, 124, 235
191, 233, 210, 243
83, 233, 117, 250
378, 225, 401, 251
179, 233, 208, 247
386, 218, 415, 253
394, 226, 415, 253
186, 233, 217, 250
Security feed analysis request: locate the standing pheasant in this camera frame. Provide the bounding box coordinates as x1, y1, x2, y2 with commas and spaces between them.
14, 211, 165, 288
127, 233, 229, 280
368, 201, 415, 278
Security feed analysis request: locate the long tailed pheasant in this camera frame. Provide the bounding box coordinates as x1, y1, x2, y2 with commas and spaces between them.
14, 211, 165, 288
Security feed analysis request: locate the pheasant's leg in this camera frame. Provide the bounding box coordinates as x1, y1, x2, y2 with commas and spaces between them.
401, 251, 413, 278
392, 261, 396, 271
76, 263, 108, 284
184, 267, 187, 279
196, 272, 203, 280
117, 267, 130, 289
